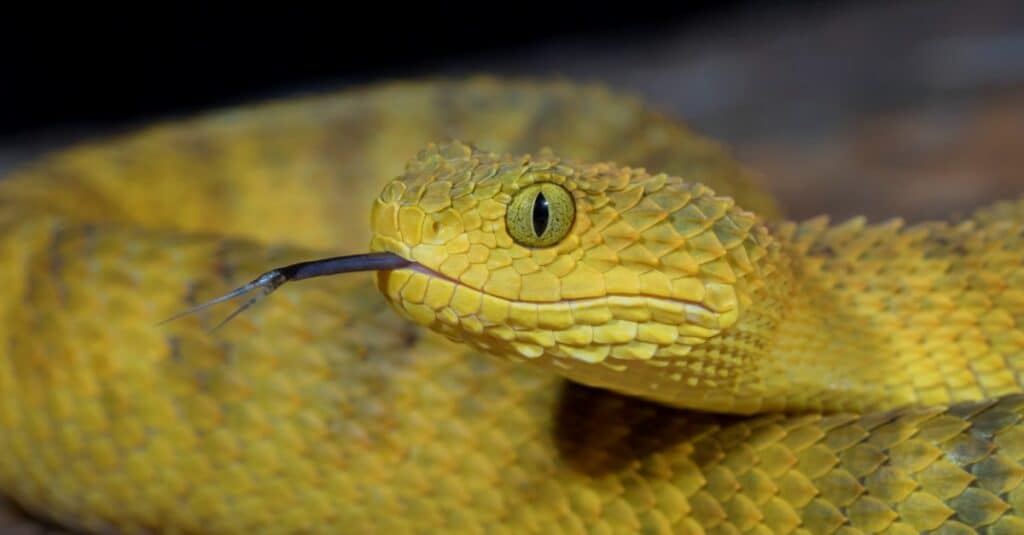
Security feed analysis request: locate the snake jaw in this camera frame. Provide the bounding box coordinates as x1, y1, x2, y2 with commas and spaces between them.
373, 261, 769, 409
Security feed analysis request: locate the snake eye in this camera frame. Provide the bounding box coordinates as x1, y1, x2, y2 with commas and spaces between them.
506, 183, 575, 248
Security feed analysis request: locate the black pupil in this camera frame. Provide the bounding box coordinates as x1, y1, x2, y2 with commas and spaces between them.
532, 192, 550, 237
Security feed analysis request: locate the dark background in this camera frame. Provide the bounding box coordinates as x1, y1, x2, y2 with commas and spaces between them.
3, 1, 830, 137
3, 4, 728, 130
4, 0, 1024, 220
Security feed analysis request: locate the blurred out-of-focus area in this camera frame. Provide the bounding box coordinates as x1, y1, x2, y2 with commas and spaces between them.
1, 0, 1023, 530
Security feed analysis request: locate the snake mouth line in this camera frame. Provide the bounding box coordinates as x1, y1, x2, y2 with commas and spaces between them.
402, 261, 461, 285
390, 257, 719, 315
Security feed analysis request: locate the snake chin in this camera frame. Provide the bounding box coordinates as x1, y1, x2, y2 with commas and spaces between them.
372, 257, 757, 408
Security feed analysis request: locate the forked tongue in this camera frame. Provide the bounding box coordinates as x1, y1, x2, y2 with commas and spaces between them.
158, 252, 410, 332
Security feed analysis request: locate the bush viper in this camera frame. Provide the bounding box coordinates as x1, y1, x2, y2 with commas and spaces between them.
2, 77, 1024, 534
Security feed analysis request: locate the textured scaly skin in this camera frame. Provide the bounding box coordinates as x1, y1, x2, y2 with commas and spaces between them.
1, 78, 1024, 534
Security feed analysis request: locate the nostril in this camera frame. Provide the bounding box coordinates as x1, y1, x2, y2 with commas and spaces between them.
432, 221, 442, 233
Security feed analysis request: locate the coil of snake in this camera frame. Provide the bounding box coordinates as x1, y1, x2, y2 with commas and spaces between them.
2, 77, 1024, 534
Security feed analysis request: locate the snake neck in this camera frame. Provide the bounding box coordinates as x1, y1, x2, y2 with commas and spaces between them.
721, 210, 1024, 415
727, 217, 896, 414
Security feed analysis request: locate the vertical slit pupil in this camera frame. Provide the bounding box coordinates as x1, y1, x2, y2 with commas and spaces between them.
532, 192, 550, 237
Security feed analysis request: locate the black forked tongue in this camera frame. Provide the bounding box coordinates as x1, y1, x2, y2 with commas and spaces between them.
158, 252, 410, 332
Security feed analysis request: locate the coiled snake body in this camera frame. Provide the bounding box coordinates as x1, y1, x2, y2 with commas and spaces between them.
3, 78, 1024, 533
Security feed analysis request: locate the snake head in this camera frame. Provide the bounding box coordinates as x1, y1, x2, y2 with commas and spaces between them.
370, 141, 779, 397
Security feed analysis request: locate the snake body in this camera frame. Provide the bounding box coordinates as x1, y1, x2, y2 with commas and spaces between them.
2, 78, 1024, 533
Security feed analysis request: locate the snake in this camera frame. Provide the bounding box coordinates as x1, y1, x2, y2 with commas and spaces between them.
2, 77, 1024, 534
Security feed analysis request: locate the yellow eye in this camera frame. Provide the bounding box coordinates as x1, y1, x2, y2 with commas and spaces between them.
506, 183, 575, 248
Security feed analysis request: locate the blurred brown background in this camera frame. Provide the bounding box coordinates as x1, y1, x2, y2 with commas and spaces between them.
439, 0, 1024, 223
2, 0, 1023, 531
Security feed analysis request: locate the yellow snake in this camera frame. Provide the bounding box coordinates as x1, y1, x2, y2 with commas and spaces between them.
2, 77, 1024, 534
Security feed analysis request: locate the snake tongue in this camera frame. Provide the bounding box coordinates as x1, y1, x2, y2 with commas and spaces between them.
158, 252, 410, 332
275, 252, 411, 281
